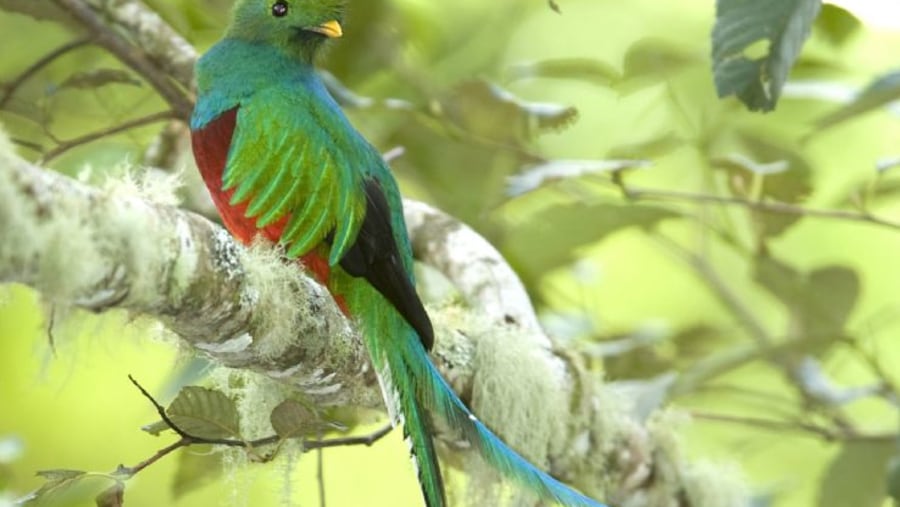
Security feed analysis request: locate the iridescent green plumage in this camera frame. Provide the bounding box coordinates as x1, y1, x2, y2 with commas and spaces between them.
190, 1, 607, 506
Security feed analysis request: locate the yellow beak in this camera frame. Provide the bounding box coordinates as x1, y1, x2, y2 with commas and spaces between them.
309, 20, 343, 38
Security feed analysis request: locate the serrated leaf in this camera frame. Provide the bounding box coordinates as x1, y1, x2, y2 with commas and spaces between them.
505, 58, 621, 87
270, 400, 316, 439
507, 159, 650, 196
166, 386, 240, 440
712, 0, 821, 112
271, 400, 346, 440
817, 70, 900, 130
58, 69, 142, 91
814, 4, 862, 47
819, 441, 894, 507
171, 445, 223, 500
439, 79, 578, 144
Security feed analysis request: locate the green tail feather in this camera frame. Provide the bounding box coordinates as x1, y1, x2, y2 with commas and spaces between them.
391, 349, 447, 507
342, 274, 606, 507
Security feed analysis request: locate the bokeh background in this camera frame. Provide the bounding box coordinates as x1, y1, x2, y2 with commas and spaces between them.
1, 0, 899, 506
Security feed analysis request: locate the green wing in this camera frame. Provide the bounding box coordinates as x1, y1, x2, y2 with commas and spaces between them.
222, 85, 369, 264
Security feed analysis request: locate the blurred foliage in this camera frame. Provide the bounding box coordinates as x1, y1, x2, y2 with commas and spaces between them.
1, 0, 900, 506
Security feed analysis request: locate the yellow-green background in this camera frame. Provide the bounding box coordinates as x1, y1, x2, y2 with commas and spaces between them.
1, 0, 899, 506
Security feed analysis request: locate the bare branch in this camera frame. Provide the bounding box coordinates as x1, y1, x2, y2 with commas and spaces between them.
691, 410, 896, 443
50, 0, 193, 120
0, 37, 91, 110
622, 184, 900, 232
41, 110, 177, 163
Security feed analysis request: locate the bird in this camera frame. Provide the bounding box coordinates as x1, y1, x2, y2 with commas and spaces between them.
189, 1, 606, 506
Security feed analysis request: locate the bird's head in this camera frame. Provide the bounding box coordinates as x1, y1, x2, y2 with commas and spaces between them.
227, 0, 345, 63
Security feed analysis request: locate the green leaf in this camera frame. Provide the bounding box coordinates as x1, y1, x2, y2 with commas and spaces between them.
819, 441, 894, 507
507, 159, 650, 196
166, 386, 241, 440
754, 258, 859, 344
270, 400, 316, 439
712, 152, 789, 176
620, 38, 699, 89
28, 470, 118, 506
607, 132, 685, 160
817, 70, 900, 130
814, 4, 862, 47
270, 400, 346, 440
0, 0, 76, 26
712, 0, 821, 112
502, 201, 678, 280
141, 419, 173, 436
171, 445, 223, 500
712, 132, 813, 238
505, 58, 621, 87
438, 79, 578, 144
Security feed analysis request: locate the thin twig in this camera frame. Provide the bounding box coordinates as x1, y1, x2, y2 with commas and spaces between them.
691, 410, 896, 443
0, 37, 92, 110
128, 375, 393, 452
51, 0, 193, 120
41, 110, 177, 163
128, 375, 238, 445
623, 185, 900, 232
302, 424, 393, 450
116, 437, 191, 477
10, 138, 45, 154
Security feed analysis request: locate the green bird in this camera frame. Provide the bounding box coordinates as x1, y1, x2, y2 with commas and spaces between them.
190, 1, 606, 506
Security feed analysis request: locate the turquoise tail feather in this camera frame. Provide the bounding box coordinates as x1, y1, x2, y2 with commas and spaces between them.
401, 332, 608, 507
343, 267, 606, 507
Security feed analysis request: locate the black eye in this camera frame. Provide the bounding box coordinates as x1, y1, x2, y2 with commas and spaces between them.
272, 1, 288, 17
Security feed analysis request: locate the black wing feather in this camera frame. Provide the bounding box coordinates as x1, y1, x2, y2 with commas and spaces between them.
339, 179, 435, 350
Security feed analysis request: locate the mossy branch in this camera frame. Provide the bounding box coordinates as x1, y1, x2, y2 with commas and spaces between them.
0, 140, 377, 408
0, 141, 747, 505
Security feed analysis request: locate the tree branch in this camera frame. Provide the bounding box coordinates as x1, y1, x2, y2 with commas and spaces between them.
0, 141, 747, 505
49, 0, 193, 120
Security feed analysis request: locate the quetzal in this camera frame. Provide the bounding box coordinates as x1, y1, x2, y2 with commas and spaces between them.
190, 1, 606, 506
